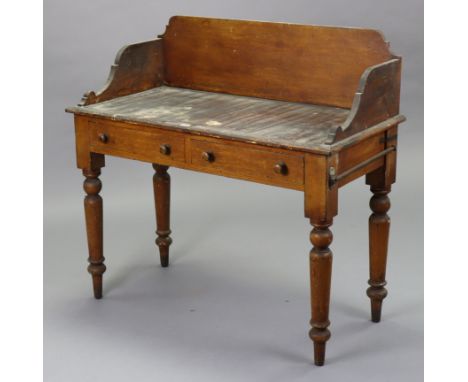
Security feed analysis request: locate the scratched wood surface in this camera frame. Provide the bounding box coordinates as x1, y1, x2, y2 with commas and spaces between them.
68, 86, 350, 150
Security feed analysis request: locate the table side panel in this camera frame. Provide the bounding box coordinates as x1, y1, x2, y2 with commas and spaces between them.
366, 125, 398, 188
335, 133, 387, 187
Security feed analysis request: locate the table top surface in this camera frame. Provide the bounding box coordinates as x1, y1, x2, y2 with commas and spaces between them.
67, 86, 350, 151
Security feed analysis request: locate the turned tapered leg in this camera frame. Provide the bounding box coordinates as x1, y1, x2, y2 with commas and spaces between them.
83, 168, 106, 299
153, 164, 172, 267
309, 220, 333, 366
367, 186, 391, 322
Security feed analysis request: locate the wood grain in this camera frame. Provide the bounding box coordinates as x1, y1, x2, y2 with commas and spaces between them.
335, 133, 385, 187
364, 126, 397, 322
309, 220, 333, 366
327, 59, 402, 144
366, 126, 398, 187
153, 165, 172, 267
69, 86, 349, 152
190, 138, 304, 189
88, 119, 186, 164
163, 16, 393, 108
83, 168, 106, 299
74, 115, 105, 170
304, 154, 338, 220
367, 186, 390, 322
79, 39, 164, 106
67, 16, 406, 367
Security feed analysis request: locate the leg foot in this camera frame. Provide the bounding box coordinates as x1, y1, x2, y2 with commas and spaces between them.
309, 221, 333, 366
310, 327, 331, 366
367, 186, 390, 322
153, 164, 172, 267
83, 168, 106, 299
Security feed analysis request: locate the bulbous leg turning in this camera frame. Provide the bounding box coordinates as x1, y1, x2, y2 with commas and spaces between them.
83, 168, 106, 299
309, 221, 333, 366
367, 186, 391, 322
153, 164, 172, 267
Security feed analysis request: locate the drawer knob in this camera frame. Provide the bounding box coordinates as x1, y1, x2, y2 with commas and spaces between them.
202, 151, 215, 162
273, 162, 288, 175
159, 144, 171, 155
99, 133, 108, 143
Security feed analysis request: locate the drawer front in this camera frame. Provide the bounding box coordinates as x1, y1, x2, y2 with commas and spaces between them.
88, 120, 185, 164
190, 139, 304, 189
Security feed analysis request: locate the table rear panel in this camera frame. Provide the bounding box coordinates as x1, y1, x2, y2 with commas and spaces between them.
162, 16, 393, 108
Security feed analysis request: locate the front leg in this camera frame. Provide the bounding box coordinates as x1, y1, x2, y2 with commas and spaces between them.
304, 154, 338, 366
309, 220, 333, 366
83, 168, 106, 299
152, 164, 172, 267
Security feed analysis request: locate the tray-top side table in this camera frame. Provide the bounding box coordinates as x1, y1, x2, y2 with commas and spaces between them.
66, 16, 405, 366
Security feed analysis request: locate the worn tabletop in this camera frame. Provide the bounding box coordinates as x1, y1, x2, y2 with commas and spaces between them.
67, 86, 350, 151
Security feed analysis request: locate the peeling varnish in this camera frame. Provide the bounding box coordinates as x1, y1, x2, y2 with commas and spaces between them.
206, 120, 222, 126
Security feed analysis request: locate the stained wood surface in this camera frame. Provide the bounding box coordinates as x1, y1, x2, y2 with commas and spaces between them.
83, 168, 106, 299
153, 165, 172, 268
327, 59, 403, 144
367, 186, 391, 323
304, 154, 338, 220
80, 39, 164, 106
83, 115, 306, 191
67, 17, 405, 148
69, 16, 405, 368
190, 138, 304, 189
68, 86, 349, 151
336, 134, 385, 187
162, 16, 393, 108
89, 119, 186, 163
309, 221, 333, 366
74, 115, 105, 170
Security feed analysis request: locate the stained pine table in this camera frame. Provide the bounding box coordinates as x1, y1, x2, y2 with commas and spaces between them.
66, 16, 405, 366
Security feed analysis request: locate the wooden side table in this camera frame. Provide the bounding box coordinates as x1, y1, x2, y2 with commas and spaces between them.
66, 16, 405, 366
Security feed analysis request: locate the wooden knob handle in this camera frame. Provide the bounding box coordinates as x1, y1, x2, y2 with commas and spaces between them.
273, 162, 288, 175
159, 144, 171, 155
99, 133, 108, 143
202, 151, 215, 162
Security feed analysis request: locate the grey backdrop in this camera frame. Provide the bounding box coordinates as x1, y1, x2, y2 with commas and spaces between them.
44, 1, 423, 381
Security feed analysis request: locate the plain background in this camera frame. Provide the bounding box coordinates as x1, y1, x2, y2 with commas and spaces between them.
44, 1, 423, 381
